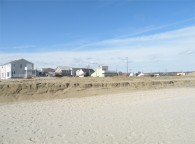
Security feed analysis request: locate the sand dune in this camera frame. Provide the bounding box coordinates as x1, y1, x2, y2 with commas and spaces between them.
0, 87, 195, 144
0, 76, 195, 103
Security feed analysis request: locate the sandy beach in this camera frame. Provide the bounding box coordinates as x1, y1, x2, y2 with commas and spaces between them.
0, 87, 195, 144
1, 0, 195, 143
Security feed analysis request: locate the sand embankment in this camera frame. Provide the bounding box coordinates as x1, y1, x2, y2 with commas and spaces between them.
0, 76, 195, 103
0, 88, 195, 144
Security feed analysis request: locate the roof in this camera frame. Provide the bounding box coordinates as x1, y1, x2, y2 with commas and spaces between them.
71, 68, 82, 71
3, 58, 34, 65
56, 66, 71, 71
42, 68, 55, 73
81, 68, 95, 73
103, 70, 117, 74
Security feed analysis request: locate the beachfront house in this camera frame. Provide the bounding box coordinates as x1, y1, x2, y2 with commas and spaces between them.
76, 68, 95, 77
55, 66, 81, 77
91, 66, 118, 77
41, 68, 55, 77
177, 72, 186, 76
71, 68, 81, 77
55, 66, 71, 77
0, 59, 34, 79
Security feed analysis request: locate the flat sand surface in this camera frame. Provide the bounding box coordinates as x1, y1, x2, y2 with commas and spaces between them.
0, 87, 195, 144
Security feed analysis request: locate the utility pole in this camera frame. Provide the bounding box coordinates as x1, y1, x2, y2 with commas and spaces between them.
126, 57, 128, 74
35, 67, 37, 77
87, 64, 90, 75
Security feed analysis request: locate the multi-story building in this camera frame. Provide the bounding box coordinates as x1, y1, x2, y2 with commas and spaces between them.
0, 59, 34, 79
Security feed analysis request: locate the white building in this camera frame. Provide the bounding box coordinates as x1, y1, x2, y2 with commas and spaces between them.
0, 59, 34, 79
76, 68, 94, 77
91, 66, 118, 77
129, 72, 134, 77
137, 72, 145, 77
55, 66, 82, 77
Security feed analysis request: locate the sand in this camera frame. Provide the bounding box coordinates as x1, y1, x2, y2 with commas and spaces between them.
1, 76, 195, 103
0, 87, 195, 144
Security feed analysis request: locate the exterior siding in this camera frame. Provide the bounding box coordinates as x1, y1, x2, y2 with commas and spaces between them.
11, 60, 34, 78
76, 69, 85, 77
71, 68, 80, 77
1, 65, 6, 79
0, 64, 11, 79
55, 67, 71, 76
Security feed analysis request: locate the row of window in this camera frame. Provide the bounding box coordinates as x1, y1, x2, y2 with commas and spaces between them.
1, 64, 23, 69
13, 64, 23, 69
12, 71, 16, 75
1, 71, 16, 77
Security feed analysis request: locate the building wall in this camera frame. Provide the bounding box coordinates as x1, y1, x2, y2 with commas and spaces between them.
70, 68, 80, 76
177, 72, 185, 76
76, 69, 85, 77
104, 72, 118, 77
11, 60, 34, 78
55, 68, 62, 76
0, 65, 4, 79
55, 67, 72, 76
0, 64, 11, 79
61, 70, 71, 76
91, 68, 105, 77
91, 66, 117, 77
7, 64, 12, 79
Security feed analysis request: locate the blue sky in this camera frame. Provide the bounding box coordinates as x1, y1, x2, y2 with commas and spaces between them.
0, 0, 195, 72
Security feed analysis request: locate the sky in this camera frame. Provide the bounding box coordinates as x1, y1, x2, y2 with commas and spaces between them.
0, 0, 195, 72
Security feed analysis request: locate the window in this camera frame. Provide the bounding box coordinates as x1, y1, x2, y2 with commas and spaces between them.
2, 73, 3, 77
20, 64, 22, 69
13, 64, 16, 68
11, 71, 15, 76
14, 71, 15, 74
7, 72, 9, 77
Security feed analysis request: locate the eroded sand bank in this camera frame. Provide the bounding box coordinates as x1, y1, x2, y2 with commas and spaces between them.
1, 76, 195, 103
0, 87, 195, 144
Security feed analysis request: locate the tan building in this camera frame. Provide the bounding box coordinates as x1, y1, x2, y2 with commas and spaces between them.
177, 72, 186, 76
76, 68, 94, 77
55, 66, 71, 77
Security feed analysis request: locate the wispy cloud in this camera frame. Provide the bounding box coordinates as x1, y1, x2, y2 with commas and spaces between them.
72, 25, 195, 52
0, 25, 195, 72
116, 17, 195, 38
178, 49, 195, 56
65, 16, 195, 52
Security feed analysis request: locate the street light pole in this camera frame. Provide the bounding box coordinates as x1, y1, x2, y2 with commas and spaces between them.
126, 57, 128, 74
